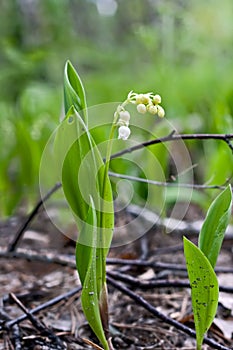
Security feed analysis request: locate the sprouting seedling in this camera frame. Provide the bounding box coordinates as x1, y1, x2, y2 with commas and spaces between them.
184, 184, 232, 350
54, 61, 165, 349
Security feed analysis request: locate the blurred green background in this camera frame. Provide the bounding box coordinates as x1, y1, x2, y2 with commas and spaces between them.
0, 0, 233, 217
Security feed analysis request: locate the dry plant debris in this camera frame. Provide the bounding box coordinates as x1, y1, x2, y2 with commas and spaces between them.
0, 206, 233, 350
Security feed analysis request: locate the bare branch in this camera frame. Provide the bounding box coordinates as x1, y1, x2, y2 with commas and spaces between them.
109, 171, 226, 190
110, 133, 233, 160
126, 204, 233, 239
0, 247, 76, 268
7, 133, 233, 252
2, 286, 81, 330
0, 247, 232, 281
107, 276, 231, 350
7, 182, 62, 253
9, 293, 65, 349
107, 270, 233, 293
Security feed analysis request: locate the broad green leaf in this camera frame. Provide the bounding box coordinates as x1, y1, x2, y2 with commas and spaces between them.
57, 61, 114, 349
53, 107, 89, 227
198, 184, 232, 268
54, 107, 114, 241
76, 200, 95, 286
54, 106, 114, 348
76, 198, 109, 349
184, 237, 219, 350
64, 60, 87, 122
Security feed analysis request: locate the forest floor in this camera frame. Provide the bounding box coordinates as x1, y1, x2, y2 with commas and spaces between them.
0, 203, 233, 350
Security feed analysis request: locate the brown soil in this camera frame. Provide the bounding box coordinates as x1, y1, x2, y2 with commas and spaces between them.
0, 206, 232, 350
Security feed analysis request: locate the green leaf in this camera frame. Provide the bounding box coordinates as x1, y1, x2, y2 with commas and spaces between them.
76, 198, 109, 349
198, 184, 232, 268
75, 200, 95, 286
54, 104, 114, 260
57, 61, 114, 349
53, 107, 88, 227
53, 107, 114, 349
184, 237, 219, 350
53, 107, 114, 238
63, 60, 87, 122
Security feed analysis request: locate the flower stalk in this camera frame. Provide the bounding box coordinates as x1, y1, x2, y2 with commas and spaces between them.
114, 91, 165, 141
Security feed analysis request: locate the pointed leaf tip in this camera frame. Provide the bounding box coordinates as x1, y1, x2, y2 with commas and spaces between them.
63, 60, 87, 122
198, 184, 232, 268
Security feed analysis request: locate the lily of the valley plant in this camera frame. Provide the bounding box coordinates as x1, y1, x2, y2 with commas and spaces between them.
54, 61, 165, 349
184, 184, 232, 350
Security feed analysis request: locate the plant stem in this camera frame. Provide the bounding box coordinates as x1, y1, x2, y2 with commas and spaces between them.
100, 123, 117, 278
98, 122, 117, 346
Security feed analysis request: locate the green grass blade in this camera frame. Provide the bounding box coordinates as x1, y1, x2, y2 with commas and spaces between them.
184, 237, 219, 350
198, 184, 232, 268
64, 60, 87, 122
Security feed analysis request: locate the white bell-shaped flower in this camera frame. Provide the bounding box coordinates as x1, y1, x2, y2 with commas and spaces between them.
119, 110, 130, 126
153, 94, 162, 104
148, 104, 158, 115
157, 105, 165, 118
137, 103, 147, 114
118, 125, 131, 140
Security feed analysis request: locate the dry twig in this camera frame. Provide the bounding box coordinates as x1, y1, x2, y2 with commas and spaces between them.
107, 276, 231, 350
6, 133, 233, 252
2, 287, 81, 330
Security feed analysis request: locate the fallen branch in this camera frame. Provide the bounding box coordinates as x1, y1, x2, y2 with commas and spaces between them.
126, 203, 233, 238
107, 257, 233, 274
107, 276, 231, 350
0, 247, 76, 268
2, 286, 81, 330
107, 270, 233, 293
0, 308, 22, 350
1, 247, 233, 275
7, 182, 62, 253
10, 293, 65, 349
7, 133, 233, 252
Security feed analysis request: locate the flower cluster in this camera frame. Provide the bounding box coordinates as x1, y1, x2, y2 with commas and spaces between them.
116, 91, 165, 140
134, 92, 165, 118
